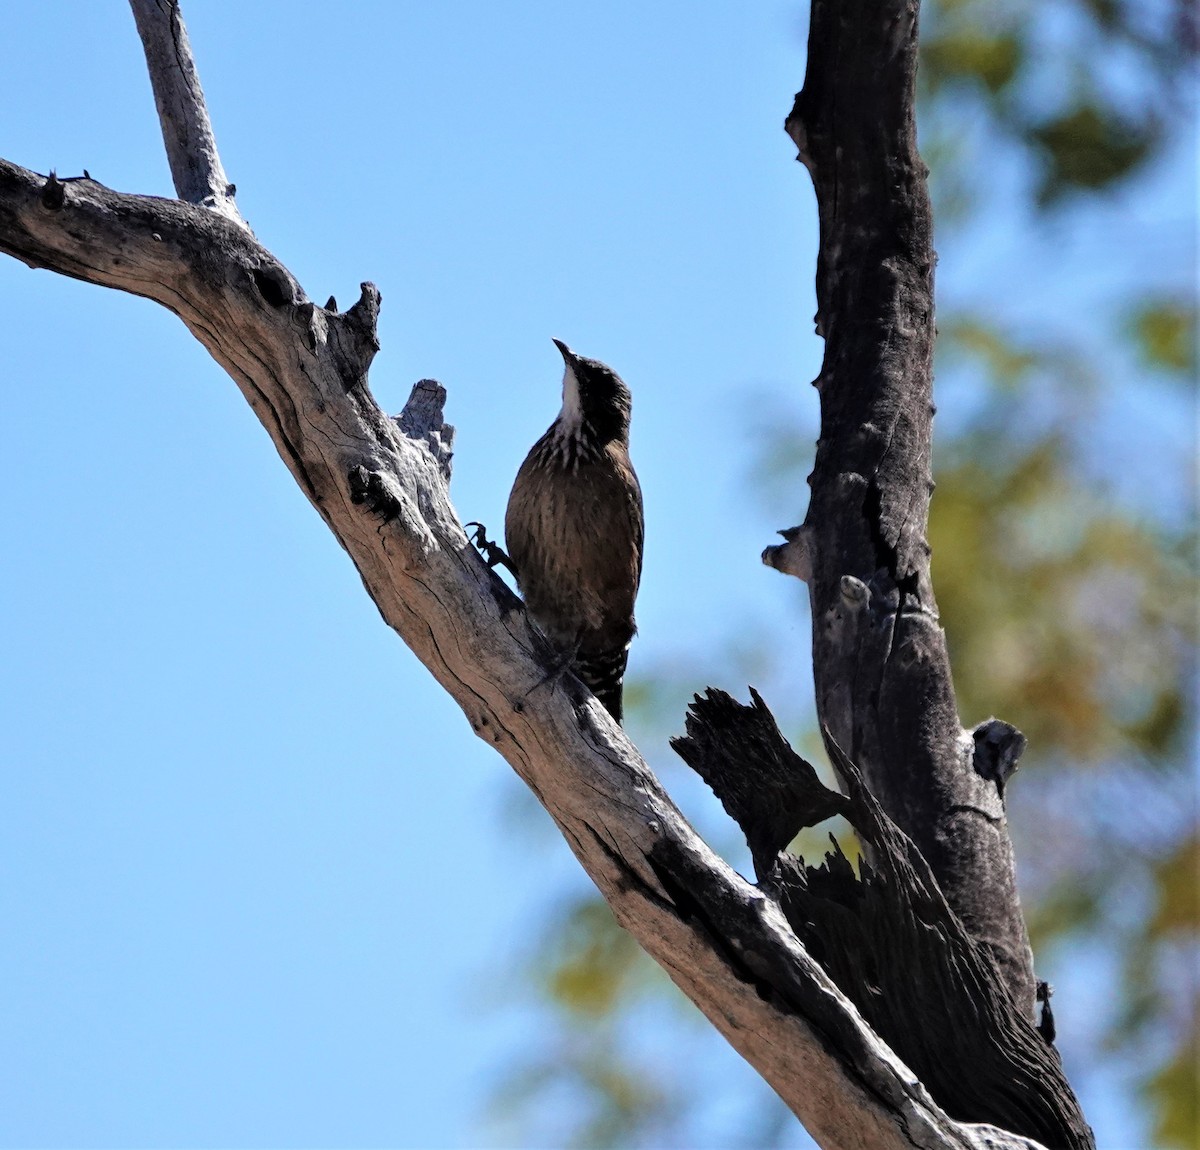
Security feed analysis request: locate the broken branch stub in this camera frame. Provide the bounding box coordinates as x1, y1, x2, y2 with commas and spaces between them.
675, 689, 1094, 1150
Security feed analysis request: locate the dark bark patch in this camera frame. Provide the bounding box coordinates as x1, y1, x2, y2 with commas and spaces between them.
674, 689, 1094, 1149
252, 264, 292, 307
672, 688, 850, 880
40, 172, 65, 211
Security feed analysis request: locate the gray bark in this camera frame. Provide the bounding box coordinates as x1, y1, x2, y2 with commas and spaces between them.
129, 0, 242, 222
0, 152, 1044, 1150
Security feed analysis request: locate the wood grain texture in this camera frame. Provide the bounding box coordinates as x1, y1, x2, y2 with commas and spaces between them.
0, 155, 1045, 1149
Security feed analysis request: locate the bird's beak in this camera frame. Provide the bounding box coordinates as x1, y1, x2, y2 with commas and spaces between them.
552, 337, 575, 366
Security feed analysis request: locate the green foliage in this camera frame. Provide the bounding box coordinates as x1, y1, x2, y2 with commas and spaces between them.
480, 885, 673, 1146
929, 314, 1197, 1146
544, 899, 649, 1020
1030, 104, 1160, 202
932, 317, 1195, 761
1150, 834, 1200, 937
920, 0, 1192, 208
1141, 833, 1200, 1149
1148, 1027, 1200, 1150
1127, 297, 1199, 376
923, 29, 1023, 94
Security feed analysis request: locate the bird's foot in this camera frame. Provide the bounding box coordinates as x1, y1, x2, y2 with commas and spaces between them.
465, 521, 518, 579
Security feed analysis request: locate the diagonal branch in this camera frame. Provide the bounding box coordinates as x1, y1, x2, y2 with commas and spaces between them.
674, 692, 1092, 1149
0, 154, 1042, 1150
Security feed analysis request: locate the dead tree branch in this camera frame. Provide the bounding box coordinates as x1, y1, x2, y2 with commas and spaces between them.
675, 691, 1092, 1149
0, 147, 1041, 1150
129, 0, 242, 221
0, 1, 1087, 1146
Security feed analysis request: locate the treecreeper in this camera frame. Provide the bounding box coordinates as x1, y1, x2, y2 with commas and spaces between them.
502, 339, 644, 723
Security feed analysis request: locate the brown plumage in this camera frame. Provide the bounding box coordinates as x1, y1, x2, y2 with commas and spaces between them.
505, 340, 644, 722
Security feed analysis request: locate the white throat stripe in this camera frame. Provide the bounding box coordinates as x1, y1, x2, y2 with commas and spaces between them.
560, 362, 583, 430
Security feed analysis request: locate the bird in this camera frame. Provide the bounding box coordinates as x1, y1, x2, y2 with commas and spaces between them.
503, 338, 644, 723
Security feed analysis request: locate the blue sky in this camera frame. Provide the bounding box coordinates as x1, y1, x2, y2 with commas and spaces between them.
0, 3, 1193, 1148
0, 4, 817, 1147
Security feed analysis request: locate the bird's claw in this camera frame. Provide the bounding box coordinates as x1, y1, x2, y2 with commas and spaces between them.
465, 521, 518, 578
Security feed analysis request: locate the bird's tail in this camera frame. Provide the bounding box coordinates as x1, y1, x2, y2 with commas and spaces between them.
574, 645, 630, 723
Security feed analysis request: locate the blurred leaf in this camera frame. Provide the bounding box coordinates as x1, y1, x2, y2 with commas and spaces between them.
940, 317, 1042, 392
1124, 688, 1187, 757
546, 899, 648, 1019
931, 441, 1189, 759
1078, 0, 1122, 32
924, 30, 1023, 94
921, 124, 980, 224
1151, 833, 1200, 934
566, 1051, 677, 1150
486, 1031, 679, 1150
925, 318, 1197, 763
1126, 298, 1199, 376
1025, 870, 1108, 950
1146, 1007, 1200, 1150
1032, 103, 1160, 201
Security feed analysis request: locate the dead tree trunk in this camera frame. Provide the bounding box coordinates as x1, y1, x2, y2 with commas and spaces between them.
0, 2, 1090, 1147
767, 0, 1037, 1014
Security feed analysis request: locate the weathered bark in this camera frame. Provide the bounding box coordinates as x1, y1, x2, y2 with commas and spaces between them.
765, 0, 1037, 1016
129, 0, 242, 222
0, 151, 1044, 1150
0, 2, 1086, 1147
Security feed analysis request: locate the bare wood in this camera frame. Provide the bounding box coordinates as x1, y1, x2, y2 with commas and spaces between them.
129, 0, 242, 222
768, 0, 1037, 1015
0, 157, 1050, 1150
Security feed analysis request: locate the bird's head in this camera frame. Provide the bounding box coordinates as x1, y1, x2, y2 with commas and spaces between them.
553, 338, 632, 444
